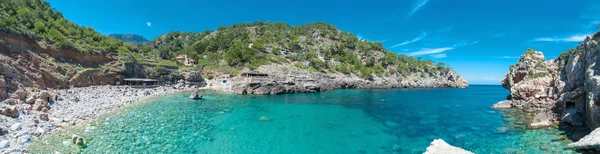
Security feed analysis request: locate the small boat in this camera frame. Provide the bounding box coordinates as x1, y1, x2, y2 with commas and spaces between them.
189, 90, 203, 99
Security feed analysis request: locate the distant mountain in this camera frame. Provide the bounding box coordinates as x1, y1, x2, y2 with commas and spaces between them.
109, 34, 148, 44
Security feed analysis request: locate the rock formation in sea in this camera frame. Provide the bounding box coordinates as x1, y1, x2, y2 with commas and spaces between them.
424, 139, 473, 154
496, 31, 600, 150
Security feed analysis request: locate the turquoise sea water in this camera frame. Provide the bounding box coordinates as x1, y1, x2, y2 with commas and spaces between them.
31, 85, 578, 153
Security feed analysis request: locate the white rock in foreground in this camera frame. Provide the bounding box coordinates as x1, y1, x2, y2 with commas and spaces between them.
424, 139, 474, 154
568, 128, 600, 150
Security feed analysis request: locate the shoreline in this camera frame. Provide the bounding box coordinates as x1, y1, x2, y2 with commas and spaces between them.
2, 81, 467, 153
0, 84, 196, 153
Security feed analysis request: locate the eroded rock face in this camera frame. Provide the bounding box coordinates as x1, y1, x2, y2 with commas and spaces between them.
423, 139, 473, 154
568, 127, 600, 151
231, 64, 468, 95
498, 33, 600, 130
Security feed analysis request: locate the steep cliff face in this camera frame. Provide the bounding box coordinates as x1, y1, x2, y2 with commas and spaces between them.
0, 32, 122, 98
497, 32, 600, 130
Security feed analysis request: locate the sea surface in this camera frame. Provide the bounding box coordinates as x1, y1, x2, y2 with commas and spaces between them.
30, 85, 578, 153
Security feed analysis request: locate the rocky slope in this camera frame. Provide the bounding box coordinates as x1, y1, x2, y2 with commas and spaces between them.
496, 32, 600, 150
108, 34, 149, 44
231, 63, 467, 95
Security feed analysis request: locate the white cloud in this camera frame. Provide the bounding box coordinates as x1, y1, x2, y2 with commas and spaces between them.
391, 32, 427, 48
406, 0, 429, 19
533, 34, 591, 42
431, 54, 447, 58
407, 47, 454, 56
495, 33, 505, 37
498, 56, 520, 59
147, 22, 152, 27
453, 40, 479, 47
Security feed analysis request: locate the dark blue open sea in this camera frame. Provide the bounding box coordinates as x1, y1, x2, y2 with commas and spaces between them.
30, 85, 577, 153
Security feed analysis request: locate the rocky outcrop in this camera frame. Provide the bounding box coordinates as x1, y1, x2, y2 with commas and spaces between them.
231, 64, 468, 95
497, 32, 600, 131
568, 127, 600, 151
423, 139, 473, 154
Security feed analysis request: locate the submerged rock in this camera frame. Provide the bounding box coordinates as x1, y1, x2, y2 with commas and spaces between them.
424, 139, 474, 154
189, 90, 202, 100
492, 100, 513, 109
259, 116, 271, 121
71, 134, 85, 146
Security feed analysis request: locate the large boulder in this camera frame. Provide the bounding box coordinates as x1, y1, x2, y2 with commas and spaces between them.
3, 99, 19, 105
424, 139, 473, 154
184, 71, 204, 82
9, 87, 27, 100
568, 127, 600, 151
37, 91, 53, 102
33, 99, 50, 111
0, 106, 19, 117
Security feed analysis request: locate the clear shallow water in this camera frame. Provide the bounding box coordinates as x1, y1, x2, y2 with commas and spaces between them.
30, 85, 578, 153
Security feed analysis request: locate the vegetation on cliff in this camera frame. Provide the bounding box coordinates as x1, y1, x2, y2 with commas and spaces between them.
140, 22, 451, 78
0, 0, 132, 54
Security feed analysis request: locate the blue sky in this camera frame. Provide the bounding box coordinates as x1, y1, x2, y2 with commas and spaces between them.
46, 0, 600, 85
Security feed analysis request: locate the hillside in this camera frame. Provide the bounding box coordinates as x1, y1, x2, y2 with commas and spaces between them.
140, 22, 458, 80
0, 0, 467, 98
109, 34, 148, 44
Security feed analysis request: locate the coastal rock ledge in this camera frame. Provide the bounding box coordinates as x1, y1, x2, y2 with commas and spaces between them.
424, 139, 474, 154
568, 127, 600, 151
229, 64, 468, 95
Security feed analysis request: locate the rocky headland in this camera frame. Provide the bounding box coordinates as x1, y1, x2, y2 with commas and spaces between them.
495, 32, 600, 151
228, 63, 468, 95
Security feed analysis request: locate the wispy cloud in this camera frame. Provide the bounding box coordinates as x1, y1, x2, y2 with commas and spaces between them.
495, 33, 505, 37
453, 41, 479, 47
437, 24, 453, 33
532, 34, 590, 42
497, 56, 520, 59
391, 32, 427, 48
431, 54, 447, 58
405, 0, 429, 19
147, 22, 152, 27
407, 47, 454, 56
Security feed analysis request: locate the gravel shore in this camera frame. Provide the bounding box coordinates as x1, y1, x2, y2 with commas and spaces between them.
0, 84, 195, 153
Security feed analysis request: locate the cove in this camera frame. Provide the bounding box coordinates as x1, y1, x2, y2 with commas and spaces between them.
30, 85, 578, 153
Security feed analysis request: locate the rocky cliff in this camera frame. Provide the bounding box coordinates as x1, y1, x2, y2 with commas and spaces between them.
496, 32, 600, 131
231, 63, 468, 95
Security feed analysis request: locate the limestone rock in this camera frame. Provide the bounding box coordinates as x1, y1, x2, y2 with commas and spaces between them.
424, 139, 474, 154
0, 106, 19, 118
492, 100, 512, 109
189, 90, 202, 99
33, 99, 50, 111
0, 140, 8, 148
37, 91, 53, 102
10, 87, 27, 100
25, 97, 36, 104
40, 113, 49, 121
568, 127, 600, 150
3, 99, 19, 105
